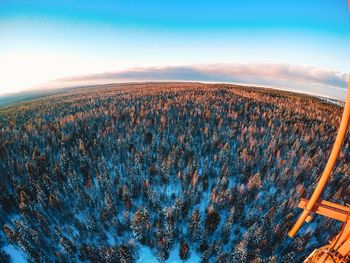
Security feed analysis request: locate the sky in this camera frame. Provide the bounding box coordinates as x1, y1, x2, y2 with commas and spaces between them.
0, 0, 349, 99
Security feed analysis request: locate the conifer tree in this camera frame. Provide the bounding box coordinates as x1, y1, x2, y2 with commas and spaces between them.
205, 206, 220, 235
179, 240, 190, 261
188, 209, 202, 242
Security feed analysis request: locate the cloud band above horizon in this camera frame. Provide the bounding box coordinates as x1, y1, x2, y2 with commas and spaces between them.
45, 63, 348, 100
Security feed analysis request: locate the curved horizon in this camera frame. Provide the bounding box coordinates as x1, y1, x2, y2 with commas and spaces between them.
1, 0, 349, 97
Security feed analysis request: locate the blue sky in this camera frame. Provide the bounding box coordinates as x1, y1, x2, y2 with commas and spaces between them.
0, 0, 349, 97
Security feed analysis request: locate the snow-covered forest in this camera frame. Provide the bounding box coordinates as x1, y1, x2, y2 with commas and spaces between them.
0, 83, 349, 262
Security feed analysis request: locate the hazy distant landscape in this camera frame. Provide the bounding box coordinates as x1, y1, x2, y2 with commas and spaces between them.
0, 87, 83, 108
0, 83, 348, 262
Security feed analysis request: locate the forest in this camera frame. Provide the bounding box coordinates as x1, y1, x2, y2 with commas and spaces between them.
0, 82, 349, 262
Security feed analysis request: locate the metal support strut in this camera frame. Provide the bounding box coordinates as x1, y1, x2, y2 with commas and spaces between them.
288, 77, 350, 262
288, 77, 350, 238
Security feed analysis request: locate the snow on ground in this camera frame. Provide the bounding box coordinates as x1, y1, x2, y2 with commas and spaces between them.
168, 246, 201, 263
137, 246, 157, 262
105, 231, 116, 246
138, 245, 201, 263
3, 245, 28, 263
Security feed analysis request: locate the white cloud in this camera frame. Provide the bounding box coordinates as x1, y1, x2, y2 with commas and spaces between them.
42, 63, 348, 100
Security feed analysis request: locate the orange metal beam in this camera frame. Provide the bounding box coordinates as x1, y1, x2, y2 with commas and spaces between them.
338, 237, 350, 256
321, 199, 350, 212
297, 198, 350, 222
331, 219, 350, 253
288, 76, 350, 238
